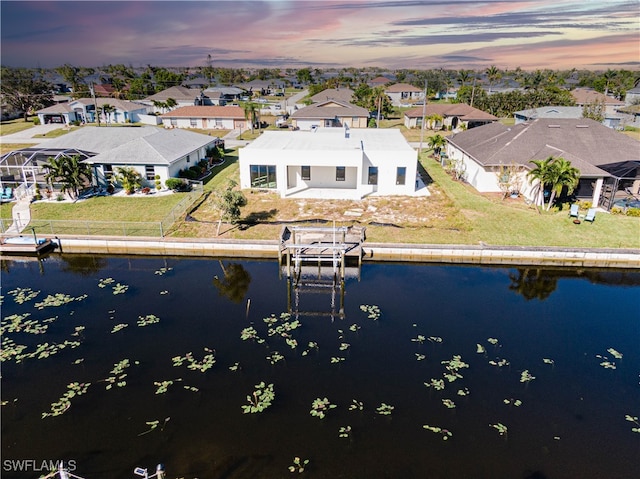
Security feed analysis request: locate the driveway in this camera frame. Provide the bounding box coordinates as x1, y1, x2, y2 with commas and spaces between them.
0, 124, 65, 144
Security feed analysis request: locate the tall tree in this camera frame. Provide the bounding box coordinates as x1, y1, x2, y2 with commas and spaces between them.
213, 262, 252, 303
545, 157, 580, 211
0, 67, 54, 121
485, 65, 501, 94
44, 155, 92, 199
214, 180, 247, 236
241, 101, 258, 134
115, 166, 143, 194
101, 104, 116, 125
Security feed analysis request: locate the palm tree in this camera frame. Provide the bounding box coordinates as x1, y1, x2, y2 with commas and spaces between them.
528, 156, 580, 211
545, 157, 580, 211
457, 69, 472, 87
485, 65, 501, 94
427, 134, 446, 157
115, 166, 142, 194
242, 101, 258, 134
44, 155, 93, 199
527, 157, 554, 209
101, 104, 115, 126
165, 97, 177, 111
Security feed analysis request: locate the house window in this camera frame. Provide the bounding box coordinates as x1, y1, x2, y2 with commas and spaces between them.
336, 166, 346, 181
170, 118, 177, 127
250, 165, 277, 188
186, 155, 190, 163
190, 118, 197, 127
396, 167, 406, 185
368, 166, 378, 185
103, 164, 113, 181
301, 166, 311, 181
145, 165, 155, 181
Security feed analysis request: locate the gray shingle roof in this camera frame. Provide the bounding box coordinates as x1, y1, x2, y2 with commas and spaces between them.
291, 100, 369, 120
446, 118, 640, 177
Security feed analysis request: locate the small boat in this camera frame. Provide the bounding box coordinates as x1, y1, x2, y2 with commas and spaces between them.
0, 235, 57, 256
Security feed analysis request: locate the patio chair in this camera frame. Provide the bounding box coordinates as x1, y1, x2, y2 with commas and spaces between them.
569, 204, 579, 218
584, 208, 596, 223
1, 187, 13, 199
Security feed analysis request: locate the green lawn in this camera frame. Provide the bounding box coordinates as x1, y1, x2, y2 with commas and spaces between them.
0, 118, 34, 136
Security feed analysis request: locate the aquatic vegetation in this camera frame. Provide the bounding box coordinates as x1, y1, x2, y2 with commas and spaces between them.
423, 424, 453, 440
428, 336, 443, 343
138, 417, 170, 436
154, 267, 173, 275
229, 362, 241, 371
310, 397, 337, 419
111, 323, 128, 333
348, 323, 361, 332
488, 358, 510, 368
330, 356, 346, 364
490, 423, 508, 436
441, 355, 469, 382
267, 351, 285, 364
73, 358, 84, 365
339, 342, 350, 351
376, 403, 394, 415
288, 456, 309, 473
476, 344, 486, 354
286, 338, 298, 349
154, 379, 181, 394
242, 382, 275, 414
240, 326, 265, 343
415, 353, 426, 361
98, 277, 115, 288
172, 348, 216, 372
137, 314, 160, 327
8, 287, 40, 304
442, 399, 456, 409
264, 312, 301, 337
359, 304, 381, 320
42, 382, 91, 418
607, 348, 623, 360
338, 425, 352, 438
503, 398, 522, 407
520, 370, 535, 383
1, 313, 49, 335
424, 378, 445, 391
160, 290, 169, 295
348, 399, 364, 411
105, 359, 131, 390
34, 293, 87, 309
71, 326, 85, 337
112, 283, 129, 295
625, 415, 640, 433
543, 358, 554, 365
457, 388, 470, 396
12, 339, 81, 363
183, 385, 199, 392
301, 341, 319, 356
487, 338, 499, 345
411, 334, 426, 344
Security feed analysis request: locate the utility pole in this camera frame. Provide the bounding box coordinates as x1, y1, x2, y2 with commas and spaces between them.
418, 80, 428, 155
90, 82, 101, 126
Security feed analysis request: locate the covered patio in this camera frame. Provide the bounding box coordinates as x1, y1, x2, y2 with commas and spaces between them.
0, 147, 95, 199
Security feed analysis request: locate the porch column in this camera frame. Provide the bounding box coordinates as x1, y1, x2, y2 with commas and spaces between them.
592, 178, 603, 207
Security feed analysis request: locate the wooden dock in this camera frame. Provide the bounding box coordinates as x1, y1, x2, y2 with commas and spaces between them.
279, 225, 365, 279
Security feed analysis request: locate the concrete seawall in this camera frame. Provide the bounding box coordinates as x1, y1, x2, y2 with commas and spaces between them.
42, 236, 640, 269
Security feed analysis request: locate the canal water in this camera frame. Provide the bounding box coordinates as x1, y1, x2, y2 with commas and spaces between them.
1, 255, 638, 479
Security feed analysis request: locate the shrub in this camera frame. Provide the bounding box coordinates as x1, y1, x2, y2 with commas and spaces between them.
155, 180, 162, 190
165, 178, 186, 190
32, 117, 41, 125
611, 206, 625, 215
578, 200, 592, 209
141, 187, 151, 194
626, 208, 640, 217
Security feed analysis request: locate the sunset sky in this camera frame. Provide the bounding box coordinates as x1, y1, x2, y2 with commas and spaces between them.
1, 0, 638, 71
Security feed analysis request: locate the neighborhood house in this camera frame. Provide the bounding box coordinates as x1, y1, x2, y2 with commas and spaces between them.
445, 118, 640, 209
160, 106, 246, 130
239, 127, 424, 200
290, 100, 370, 130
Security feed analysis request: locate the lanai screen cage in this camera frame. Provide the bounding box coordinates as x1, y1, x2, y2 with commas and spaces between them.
0, 147, 95, 198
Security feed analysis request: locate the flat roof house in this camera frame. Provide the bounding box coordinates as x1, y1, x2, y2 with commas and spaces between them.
239, 127, 427, 200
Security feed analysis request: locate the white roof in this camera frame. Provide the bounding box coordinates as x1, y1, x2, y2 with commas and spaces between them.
243, 128, 415, 153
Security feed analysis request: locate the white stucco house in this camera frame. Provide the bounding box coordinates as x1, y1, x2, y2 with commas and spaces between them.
25, 126, 220, 190
290, 100, 370, 130
36, 98, 151, 125
239, 127, 427, 199
385, 83, 424, 106
445, 118, 640, 210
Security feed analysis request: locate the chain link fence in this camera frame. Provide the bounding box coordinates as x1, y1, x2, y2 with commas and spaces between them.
0, 182, 203, 237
